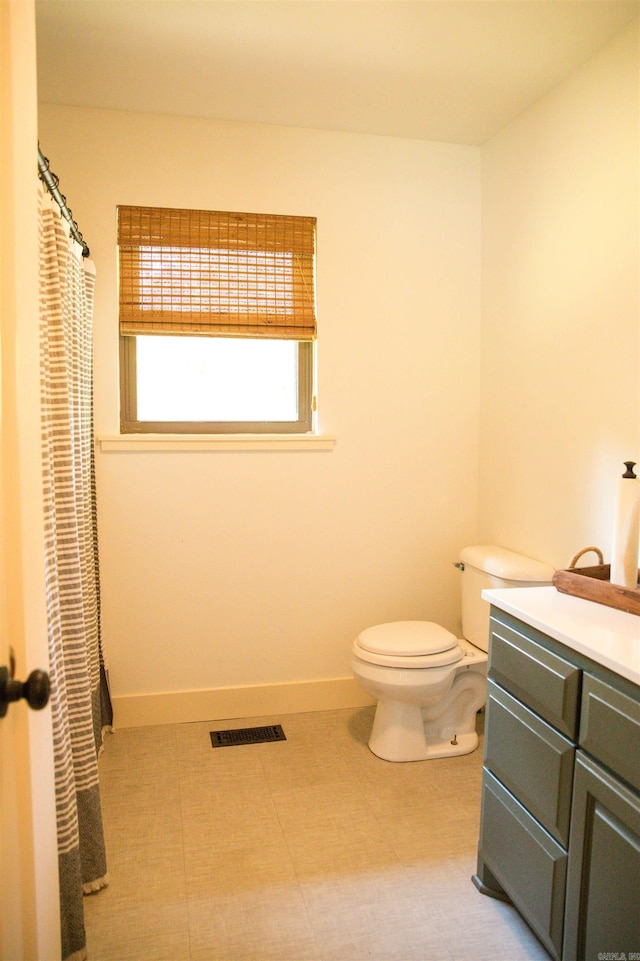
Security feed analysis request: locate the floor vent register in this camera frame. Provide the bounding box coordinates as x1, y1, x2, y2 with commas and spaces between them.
210, 724, 287, 748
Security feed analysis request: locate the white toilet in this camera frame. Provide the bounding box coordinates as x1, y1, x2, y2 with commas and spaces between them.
352, 545, 554, 762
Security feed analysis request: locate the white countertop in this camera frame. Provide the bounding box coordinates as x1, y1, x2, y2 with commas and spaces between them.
483, 586, 640, 687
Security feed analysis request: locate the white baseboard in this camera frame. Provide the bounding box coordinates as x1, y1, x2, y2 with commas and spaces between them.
111, 676, 375, 728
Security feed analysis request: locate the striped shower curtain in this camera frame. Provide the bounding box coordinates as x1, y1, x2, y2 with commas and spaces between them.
38, 183, 113, 961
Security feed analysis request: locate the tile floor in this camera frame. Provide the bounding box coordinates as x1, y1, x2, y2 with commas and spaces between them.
85, 706, 551, 961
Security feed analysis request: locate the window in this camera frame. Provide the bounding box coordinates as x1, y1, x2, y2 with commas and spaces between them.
117, 205, 316, 433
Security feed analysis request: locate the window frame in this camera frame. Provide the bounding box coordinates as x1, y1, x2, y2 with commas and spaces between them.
117, 204, 317, 435
119, 335, 314, 435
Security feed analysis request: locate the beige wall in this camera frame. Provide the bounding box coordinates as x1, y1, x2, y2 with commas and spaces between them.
38, 105, 482, 722
38, 17, 639, 725
479, 20, 639, 569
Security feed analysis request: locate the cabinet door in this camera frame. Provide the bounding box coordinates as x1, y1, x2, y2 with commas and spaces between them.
564, 752, 640, 961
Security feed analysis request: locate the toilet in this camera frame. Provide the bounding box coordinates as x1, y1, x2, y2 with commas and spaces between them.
352, 545, 554, 762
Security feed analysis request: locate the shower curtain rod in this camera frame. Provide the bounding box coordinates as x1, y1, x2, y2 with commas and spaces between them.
38, 146, 90, 258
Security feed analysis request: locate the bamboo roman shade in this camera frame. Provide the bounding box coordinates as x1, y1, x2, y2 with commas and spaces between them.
118, 205, 317, 340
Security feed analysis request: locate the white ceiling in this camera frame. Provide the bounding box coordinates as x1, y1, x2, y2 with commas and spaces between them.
35, 0, 639, 145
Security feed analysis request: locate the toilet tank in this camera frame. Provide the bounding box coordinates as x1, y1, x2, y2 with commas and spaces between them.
459, 545, 554, 653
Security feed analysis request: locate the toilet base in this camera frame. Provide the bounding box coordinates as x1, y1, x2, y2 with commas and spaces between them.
367, 695, 480, 762
352, 639, 487, 762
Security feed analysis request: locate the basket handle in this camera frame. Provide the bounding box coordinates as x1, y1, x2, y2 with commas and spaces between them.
568, 546, 604, 568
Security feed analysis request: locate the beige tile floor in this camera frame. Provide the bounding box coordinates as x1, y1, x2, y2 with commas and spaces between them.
85, 706, 551, 961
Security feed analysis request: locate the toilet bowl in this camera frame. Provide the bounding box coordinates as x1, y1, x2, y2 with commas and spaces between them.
351, 622, 487, 762
352, 545, 555, 763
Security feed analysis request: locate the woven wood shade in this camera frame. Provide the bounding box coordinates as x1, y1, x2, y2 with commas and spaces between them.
118, 206, 317, 340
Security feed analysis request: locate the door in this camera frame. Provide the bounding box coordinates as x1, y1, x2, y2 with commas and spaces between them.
0, 2, 60, 959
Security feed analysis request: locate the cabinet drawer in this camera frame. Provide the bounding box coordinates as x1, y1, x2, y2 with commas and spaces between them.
579, 674, 640, 793
479, 769, 567, 961
489, 615, 581, 738
484, 680, 575, 845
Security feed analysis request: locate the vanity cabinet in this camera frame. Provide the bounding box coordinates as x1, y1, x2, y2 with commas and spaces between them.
473, 608, 640, 961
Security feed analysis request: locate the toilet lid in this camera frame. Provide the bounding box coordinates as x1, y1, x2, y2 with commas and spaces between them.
357, 621, 458, 657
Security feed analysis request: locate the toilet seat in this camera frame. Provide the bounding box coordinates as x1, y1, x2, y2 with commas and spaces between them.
354, 621, 463, 669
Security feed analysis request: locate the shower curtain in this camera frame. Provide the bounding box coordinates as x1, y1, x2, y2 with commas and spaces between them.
38, 183, 113, 961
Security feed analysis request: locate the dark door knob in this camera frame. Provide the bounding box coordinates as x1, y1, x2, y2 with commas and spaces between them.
0, 665, 50, 718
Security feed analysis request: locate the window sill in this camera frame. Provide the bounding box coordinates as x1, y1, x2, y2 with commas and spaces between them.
97, 434, 336, 453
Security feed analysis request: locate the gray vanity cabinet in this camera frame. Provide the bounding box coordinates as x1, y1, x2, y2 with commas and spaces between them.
474, 608, 640, 961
